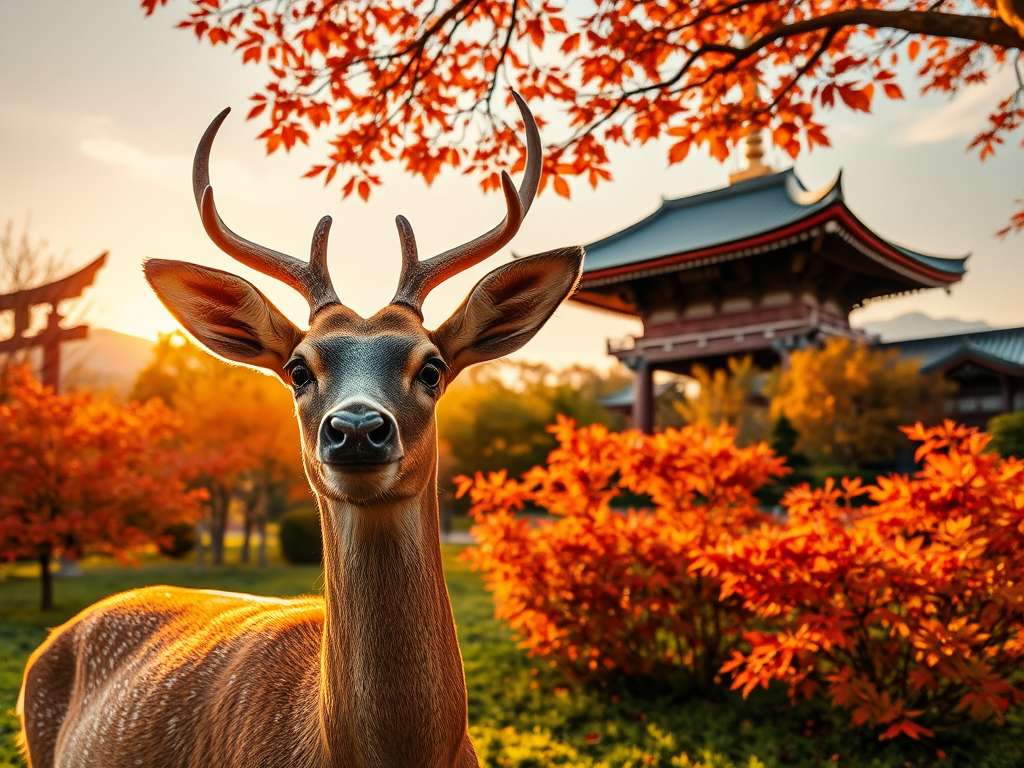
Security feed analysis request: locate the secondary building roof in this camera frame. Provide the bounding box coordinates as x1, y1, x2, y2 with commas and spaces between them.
883, 327, 1024, 376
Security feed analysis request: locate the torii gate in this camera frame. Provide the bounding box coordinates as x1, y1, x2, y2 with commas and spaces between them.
0, 253, 107, 392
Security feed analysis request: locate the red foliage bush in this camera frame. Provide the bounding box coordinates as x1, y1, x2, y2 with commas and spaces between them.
459, 416, 786, 686
697, 421, 1024, 739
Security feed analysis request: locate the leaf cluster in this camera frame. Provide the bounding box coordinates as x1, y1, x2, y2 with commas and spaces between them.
142, 0, 1024, 231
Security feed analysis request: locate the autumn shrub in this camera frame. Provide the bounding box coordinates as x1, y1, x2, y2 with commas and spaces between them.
157, 522, 196, 559
279, 507, 323, 565
987, 409, 1024, 458
460, 417, 786, 687
696, 421, 1024, 740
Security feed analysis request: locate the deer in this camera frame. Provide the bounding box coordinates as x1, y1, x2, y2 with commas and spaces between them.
17, 92, 583, 768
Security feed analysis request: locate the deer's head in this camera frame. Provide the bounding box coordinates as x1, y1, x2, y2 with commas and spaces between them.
145, 95, 583, 508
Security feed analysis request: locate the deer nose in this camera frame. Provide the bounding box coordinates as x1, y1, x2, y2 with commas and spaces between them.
319, 405, 400, 466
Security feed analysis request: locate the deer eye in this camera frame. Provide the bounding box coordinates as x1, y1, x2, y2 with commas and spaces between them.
289, 363, 312, 389
417, 361, 442, 389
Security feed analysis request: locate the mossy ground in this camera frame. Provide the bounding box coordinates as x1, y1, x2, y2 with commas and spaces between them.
2, 548, 1022, 768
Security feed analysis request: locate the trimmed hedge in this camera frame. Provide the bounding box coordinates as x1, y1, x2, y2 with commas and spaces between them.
158, 522, 196, 559
278, 507, 323, 565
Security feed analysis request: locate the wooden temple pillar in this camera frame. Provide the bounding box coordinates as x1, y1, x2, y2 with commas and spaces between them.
632, 358, 655, 434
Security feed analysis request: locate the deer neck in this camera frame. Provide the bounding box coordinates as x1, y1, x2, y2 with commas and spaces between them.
316, 472, 467, 768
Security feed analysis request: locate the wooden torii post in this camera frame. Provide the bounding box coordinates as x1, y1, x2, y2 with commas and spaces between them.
0, 253, 107, 392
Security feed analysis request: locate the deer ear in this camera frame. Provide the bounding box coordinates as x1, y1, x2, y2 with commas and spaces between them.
144, 259, 302, 377
433, 246, 584, 376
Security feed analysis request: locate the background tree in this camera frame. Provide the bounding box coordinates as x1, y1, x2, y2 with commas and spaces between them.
130, 331, 211, 406
437, 361, 628, 505
772, 337, 949, 469
132, 333, 307, 565
142, 0, 1024, 231
0, 219, 65, 291
675, 356, 766, 445
988, 409, 1024, 456
0, 366, 203, 609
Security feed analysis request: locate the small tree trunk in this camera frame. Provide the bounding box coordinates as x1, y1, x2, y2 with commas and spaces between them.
440, 502, 453, 538
250, 474, 270, 568
210, 487, 229, 566
39, 547, 53, 611
257, 516, 268, 568
194, 512, 208, 571
240, 514, 253, 564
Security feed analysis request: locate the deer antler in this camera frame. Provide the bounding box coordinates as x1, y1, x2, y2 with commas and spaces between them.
193, 108, 340, 321
391, 92, 542, 315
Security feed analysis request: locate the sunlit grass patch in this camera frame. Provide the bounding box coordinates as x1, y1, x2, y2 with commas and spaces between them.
2, 548, 1023, 768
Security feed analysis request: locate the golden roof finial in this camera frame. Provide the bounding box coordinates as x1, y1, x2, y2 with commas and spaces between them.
729, 52, 773, 184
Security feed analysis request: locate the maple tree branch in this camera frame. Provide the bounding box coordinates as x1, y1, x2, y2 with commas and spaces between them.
563, 7, 1022, 153
884, 0, 949, 50
394, 6, 477, 125
561, 44, 710, 146
348, 0, 477, 71
372, 0, 480, 123
559, 95, 628, 148
709, 9, 1024, 60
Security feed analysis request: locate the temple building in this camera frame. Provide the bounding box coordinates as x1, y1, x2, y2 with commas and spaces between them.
573, 146, 972, 432
882, 328, 1024, 429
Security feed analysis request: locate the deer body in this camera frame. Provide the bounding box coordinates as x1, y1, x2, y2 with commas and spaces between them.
19, 94, 582, 768
21, 588, 325, 768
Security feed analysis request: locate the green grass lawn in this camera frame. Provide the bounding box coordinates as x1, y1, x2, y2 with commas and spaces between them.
3, 550, 1022, 768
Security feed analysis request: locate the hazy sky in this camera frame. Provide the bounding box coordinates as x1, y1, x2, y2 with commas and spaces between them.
1, 0, 1022, 369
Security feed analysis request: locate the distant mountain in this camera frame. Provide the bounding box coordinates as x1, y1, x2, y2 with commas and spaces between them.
856, 312, 995, 343
61, 328, 156, 397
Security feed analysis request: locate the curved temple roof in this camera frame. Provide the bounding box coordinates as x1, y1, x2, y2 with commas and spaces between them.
579, 170, 967, 287
883, 327, 1024, 376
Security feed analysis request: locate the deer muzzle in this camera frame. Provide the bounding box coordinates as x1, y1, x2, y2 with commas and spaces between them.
319, 403, 403, 468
